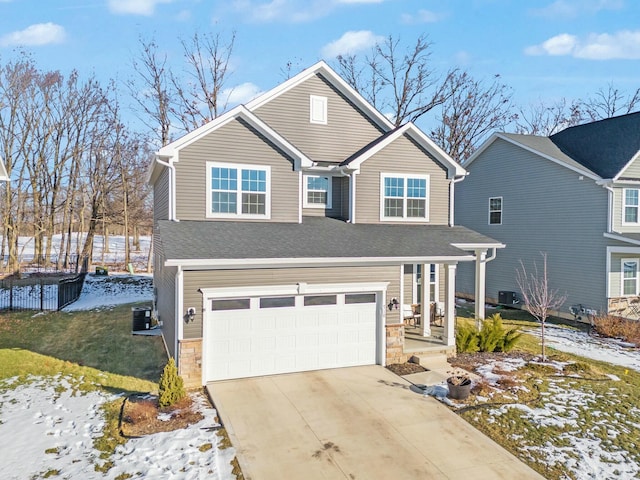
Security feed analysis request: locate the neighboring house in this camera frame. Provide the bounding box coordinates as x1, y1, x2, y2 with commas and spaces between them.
455, 112, 640, 321
148, 61, 502, 387
0, 157, 8, 182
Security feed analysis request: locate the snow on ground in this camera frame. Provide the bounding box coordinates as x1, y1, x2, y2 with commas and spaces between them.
525, 324, 640, 372
63, 273, 153, 311
0, 274, 236, 479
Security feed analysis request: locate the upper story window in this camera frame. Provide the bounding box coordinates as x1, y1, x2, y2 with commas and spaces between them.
206, 161, 271, 219
622, 259, 639, 295
489, 197, 503, 225
624, 189, 639, 224
380, 173, 429, 221
310, 95, 327, 124
303, 175, 332, 208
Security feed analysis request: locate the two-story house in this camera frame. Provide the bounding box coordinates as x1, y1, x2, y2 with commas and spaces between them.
456, 112, 640, 321
148, 61, 502, 386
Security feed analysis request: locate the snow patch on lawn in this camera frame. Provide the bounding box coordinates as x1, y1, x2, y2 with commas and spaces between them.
63, 274, 153, 311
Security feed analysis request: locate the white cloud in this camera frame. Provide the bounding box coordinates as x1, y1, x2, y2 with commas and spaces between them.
0, 23, 66, 47
107, 0, 174, 16
224, 82, 263, 105
401, 9, 445, 24
321, 30, 384, 58
233, 0, 384, 23
530, 0, 623, 19
525, 30, 640, 60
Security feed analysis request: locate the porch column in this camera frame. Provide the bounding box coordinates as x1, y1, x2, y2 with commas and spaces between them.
444, 263, 456, 347
420, 263, 430, 337
474, 249, 487, 328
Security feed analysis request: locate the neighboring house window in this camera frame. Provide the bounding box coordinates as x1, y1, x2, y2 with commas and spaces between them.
310, 95, 327, 124
206, 162, 270, 219
489, 197, 503, 225
624, 189, 639, 224
303, 175, 332, 208
380, 174, 429, 221
415, 263, 438, 304
622, 259, 639, 296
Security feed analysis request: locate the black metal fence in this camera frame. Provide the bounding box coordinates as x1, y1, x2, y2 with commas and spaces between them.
0, 273, 86, 311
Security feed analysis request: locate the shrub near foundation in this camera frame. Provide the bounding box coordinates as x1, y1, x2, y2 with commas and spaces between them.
456, 314, 523, 354
158, 358, 186, 408
593, 314, 640, 345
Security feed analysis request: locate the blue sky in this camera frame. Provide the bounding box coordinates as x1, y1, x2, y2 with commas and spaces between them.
1, 0, 639, 130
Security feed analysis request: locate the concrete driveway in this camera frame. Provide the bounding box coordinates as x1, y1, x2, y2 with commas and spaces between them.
207, 366, 544, 480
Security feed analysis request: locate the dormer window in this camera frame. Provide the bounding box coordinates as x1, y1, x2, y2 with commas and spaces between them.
310, 95, 327, 124
206, 161, 271, 219
303, 175, 332, 208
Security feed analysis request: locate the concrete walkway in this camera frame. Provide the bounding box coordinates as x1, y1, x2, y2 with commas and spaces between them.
207, 366, 545, 480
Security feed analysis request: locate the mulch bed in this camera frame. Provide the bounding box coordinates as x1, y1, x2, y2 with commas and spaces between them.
120, 394, 204, 437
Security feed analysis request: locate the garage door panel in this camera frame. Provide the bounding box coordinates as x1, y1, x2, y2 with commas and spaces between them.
206, 293, 378, 382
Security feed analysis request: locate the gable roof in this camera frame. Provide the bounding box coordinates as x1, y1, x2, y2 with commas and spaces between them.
245, 60, 395, 132
465, 112, 640, 180
157, 217, 503, 268
340, 122, 466, 178
549, 112, 640, 179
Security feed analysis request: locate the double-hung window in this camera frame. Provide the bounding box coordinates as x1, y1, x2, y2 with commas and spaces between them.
380, 174, 429, 221
622, 259, 639, 296
624, 189, 639, 224
489, 197, 503, 225
207, 162, 270, 219
303, 175, 332, 208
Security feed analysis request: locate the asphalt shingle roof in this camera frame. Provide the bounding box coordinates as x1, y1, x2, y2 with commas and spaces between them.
549, 112, 640, 179
157, 216, 501, 263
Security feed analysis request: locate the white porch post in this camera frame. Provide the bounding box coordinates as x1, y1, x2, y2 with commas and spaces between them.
420, 263, 430, 337
444, 263, 456, 347
474, 249, 487, 329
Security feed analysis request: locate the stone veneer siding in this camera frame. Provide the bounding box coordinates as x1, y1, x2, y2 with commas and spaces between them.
178, 338, 203, 388
385, 323, 406, 365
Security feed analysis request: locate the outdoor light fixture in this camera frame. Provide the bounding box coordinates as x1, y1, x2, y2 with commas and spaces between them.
185, 307, 196, 323
387, 297, 399, 311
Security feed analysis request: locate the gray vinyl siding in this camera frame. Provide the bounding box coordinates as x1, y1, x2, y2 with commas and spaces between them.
155, 258, 177, 358
402, 264, 414, 305
153, 167, 170, 223
181, 265, 401, 339
340, 176, 350, 220
355, 133, 450, 225
302, 176, 344, 219
455, 138, 610, 313
175, 118, 299, 222
253, 73, 384, 163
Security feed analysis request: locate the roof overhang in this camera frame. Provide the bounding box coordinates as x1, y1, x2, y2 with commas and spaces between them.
604, 232, 640, 246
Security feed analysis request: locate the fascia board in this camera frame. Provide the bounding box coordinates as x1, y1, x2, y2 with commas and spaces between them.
603, 232, 640, 246
451, 242, 506, 250
165, 255, 477, 269
246, 60, 395, 132
403, 124, 466, 178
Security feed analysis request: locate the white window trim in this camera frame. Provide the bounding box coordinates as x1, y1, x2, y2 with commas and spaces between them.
379, 173, 430, 222
622, 188, 639, 225
621, 258, 639, 296
205, 161, 271, 219
412, 263, 439, 304
303, 175, 332, 209
488, 196, 503, 225
310, 95, 327, 125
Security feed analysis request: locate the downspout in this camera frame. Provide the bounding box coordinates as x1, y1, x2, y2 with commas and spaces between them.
175, 265, 183, 366
156, 155, 176, 221
333, 165, 355, 223
298, 170, 303, 224
603, 183, 614, 233
449, 175, 466, 227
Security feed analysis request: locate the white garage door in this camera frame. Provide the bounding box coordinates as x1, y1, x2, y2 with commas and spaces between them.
204, 291, 379, 382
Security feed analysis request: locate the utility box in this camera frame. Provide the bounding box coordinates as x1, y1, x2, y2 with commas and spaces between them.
498, 291, 518, 305
132, 306, 152, 331
95, 266, 109, 276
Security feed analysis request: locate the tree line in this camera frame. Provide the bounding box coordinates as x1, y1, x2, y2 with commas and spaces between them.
0, 32, 638, 274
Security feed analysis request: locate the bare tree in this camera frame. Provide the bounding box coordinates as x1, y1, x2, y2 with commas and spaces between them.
516, 252, 567, 361
171, 30, 236, 131
580, 83, 640, 122
431, 72, 515, 163
128, 36, 173, 147
514, 98, 582, 136
336, 34, 457, 126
